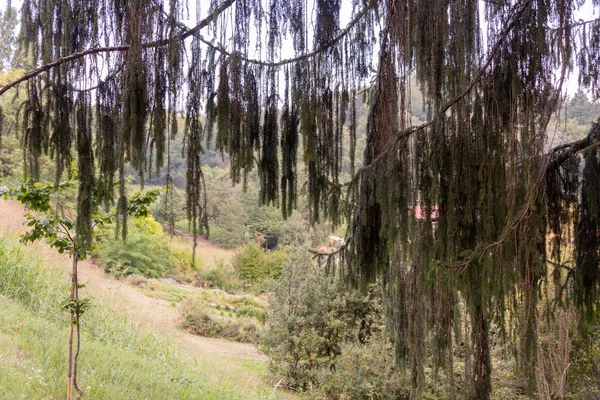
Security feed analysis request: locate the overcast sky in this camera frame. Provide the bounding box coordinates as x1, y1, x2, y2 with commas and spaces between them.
1, 0, 596, 97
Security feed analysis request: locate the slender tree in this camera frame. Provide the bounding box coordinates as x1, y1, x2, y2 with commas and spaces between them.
1, 0, 600, 398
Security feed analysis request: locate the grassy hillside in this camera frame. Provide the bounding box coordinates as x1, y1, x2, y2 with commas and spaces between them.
0, 235, 275, 399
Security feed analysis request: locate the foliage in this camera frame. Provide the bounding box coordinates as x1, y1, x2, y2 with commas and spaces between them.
98, 222, 176, 278
567, 89, 600, 125
164, 247, 199, 284
179, 298, 260, 343
5, 181, 163, 399
0, 134, 23, 185
235, 305, 267, 323
0, 237, 263, 400
4, 0, 600, 397
127, 189, 163, 218
569, 316, 600, 397
133, 214, 164, 236
234, 242, 288, 284
0, 236, 65, 313
261, 249, 383, 391
202, 268, 225, 288
318, 333, 408, 400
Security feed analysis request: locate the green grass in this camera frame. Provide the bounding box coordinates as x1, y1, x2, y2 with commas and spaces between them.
0, 236, 275, 400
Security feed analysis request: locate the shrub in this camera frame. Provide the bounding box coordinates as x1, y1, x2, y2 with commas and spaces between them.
231, 296, 266, 309
260, 249, 384, 391
235, 305, 267, 323
97, 221, 177, 278
318, 333, 408, 400
179, 299, 215, 336
134, 215, 164, 236
165, 248, 199, 284
179, 298, 260, 343
569, 315, 600, 397
203, 268, 224, 288
234, 242, 287, 283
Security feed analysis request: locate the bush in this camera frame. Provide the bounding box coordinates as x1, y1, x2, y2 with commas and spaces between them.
97, 219, 177, 278
179, 298, 260, 343
134, 215, 164, 236
318, 333, 408, 400
235, 305, 267, 323
260, 249, 384, 391
569, 316, 600, 397
165, 248, 199, 284
234, 242, 287, 283
203, 268, 224, 288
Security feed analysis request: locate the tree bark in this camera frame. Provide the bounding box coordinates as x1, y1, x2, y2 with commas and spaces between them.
67, 253, 83, 400
471, 304, 491, 400
67, 253, 77, 400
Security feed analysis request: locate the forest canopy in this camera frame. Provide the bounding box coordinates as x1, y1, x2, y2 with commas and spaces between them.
1, 0, 600, 398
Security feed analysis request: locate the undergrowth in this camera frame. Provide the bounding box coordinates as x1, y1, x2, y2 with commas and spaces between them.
0, 235, 271, 399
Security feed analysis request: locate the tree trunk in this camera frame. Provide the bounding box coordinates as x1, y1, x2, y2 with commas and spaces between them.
471, 304, 491, 400
67, 253, 82, 400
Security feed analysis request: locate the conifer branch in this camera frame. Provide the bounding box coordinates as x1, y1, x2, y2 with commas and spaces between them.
0, 46, 129, 97
357, 0, 532, 176
194, 1, 375, 67
0, 0, 236, 97
547, 121, 600, 172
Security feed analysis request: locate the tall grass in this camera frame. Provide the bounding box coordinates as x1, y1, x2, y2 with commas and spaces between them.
0, 236, 274, 399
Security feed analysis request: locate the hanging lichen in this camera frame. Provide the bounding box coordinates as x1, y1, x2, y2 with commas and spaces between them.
5, 0, 600, 398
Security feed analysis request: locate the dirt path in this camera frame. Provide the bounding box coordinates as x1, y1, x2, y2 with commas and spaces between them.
0, 198, 270, 394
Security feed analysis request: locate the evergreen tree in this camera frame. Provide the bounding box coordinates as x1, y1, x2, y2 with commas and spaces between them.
0, 0, 600, 398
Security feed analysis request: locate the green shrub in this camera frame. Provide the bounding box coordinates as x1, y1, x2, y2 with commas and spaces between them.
203, 268, 224, 288
97, 221, 176, 278
231, 296, 266, 309
260, 249, 385, 392
179, 299, 214, 336
133, 215, 164, 236
235, 305, 267, 323
234, 242, 287, 283
179, 298, 260, 343
165, 248, 199, 284
569, 316, 600, 397
318, 333, 408, 400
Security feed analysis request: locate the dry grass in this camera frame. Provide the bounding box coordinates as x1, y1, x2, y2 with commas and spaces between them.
169, 236, 237, 269
0, 198, 295, 399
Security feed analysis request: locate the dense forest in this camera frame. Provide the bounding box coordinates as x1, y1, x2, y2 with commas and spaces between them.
1, 0, 600, 399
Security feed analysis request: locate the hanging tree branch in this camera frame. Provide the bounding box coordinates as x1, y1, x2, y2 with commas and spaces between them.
353, 0, 532, 179
193, 0, 376, 68
0, 46, 129, 97
0, 0, 379, 96
546, 121, 600, 172
0, 0, 236, 97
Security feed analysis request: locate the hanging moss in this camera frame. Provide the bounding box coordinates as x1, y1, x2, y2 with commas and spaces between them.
0, 106, 4, 148
184, 38, 209, 259
575, 123, 600, 318
7, 0, 600, 398
260, 80, 279, 206
280, 67, 298, 218
75, 91, 94, 257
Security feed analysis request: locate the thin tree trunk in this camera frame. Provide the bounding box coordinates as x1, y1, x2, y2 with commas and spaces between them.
472, 304, 491, 400
73, 255, 83, 399
67, 253, 80, 400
